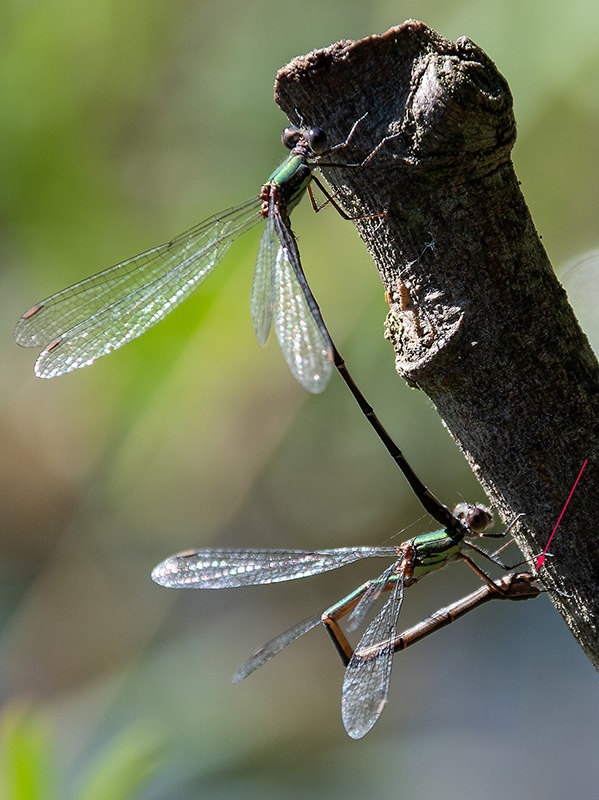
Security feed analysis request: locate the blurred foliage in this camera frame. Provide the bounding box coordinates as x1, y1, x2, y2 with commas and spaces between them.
0, 704, 56, 800
1, 1, 599, 798
0, 703, 162, 799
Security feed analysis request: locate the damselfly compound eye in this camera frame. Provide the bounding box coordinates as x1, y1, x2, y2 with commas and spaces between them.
281, 126, 302, 149
306, 127, 327, 152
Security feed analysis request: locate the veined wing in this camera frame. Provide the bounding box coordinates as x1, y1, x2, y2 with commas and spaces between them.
250, 207, 277, 345
14, 198, 262, 378
341, 573, 404, 739
345, 562, 398, 633
271, 207, 334, 393
151, 546, 398, 589
232, 611, 323, 682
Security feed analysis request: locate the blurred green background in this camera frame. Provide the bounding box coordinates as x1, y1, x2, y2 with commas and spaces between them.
2, 0, 599, 797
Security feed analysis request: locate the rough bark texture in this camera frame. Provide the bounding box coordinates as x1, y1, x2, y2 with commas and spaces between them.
274, 21, 599, 667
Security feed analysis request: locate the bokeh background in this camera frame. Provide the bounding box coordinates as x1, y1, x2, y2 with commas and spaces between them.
2, 0, 599, 797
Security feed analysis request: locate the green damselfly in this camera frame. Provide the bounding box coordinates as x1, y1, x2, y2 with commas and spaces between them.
152, 504, 528, 739
14, 115, 476, 539
15, 120, 367, 392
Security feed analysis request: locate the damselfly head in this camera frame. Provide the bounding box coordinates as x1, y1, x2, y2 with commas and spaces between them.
281, 125, 327, 153
453, 503, 493, 535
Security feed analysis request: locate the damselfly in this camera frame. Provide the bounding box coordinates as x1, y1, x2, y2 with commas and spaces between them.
152, 504, 527, 739
13, 115, 477, 538
14, 120, 368, 392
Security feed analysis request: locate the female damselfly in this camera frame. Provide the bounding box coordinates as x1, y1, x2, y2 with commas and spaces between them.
152, 505, 530, 738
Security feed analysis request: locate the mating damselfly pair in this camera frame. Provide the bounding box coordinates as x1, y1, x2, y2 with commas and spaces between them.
14, 113, 544, 738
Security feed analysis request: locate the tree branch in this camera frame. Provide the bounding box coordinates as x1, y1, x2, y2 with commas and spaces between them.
274, 21, 599, 667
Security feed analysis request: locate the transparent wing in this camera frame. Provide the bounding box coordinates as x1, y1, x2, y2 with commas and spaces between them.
14, 198, 263, 378
250, 211, 277, 345
151, 546, 398, 589
272, 210, 333, 394
232, 612, 323, 682
345, 563, 397, 633
341, 574, 404, 739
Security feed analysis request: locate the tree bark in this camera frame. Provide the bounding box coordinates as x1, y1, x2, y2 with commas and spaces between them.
274, 21, 599, 667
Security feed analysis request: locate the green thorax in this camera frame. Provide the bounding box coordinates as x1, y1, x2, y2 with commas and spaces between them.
411, 529, 461, 580
267, 154, 313, 213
